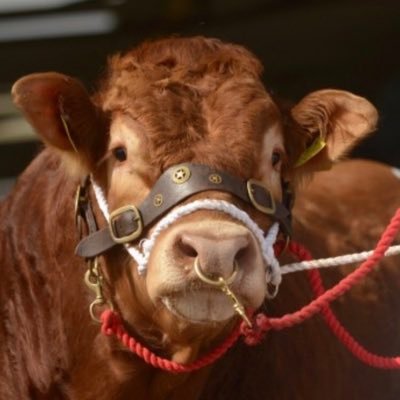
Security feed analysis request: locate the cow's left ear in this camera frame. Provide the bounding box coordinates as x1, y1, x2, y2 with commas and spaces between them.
12, 72, 107, 174
290, 89, 378, 174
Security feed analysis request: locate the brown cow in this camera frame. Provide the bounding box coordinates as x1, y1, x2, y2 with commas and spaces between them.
1, 36, 399, 400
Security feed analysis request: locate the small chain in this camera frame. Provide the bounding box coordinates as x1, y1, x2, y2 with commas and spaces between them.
218, 277, 252, 327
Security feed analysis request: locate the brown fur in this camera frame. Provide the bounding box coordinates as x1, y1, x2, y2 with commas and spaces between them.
1, 37, 399, 399
94, 37, 277, 179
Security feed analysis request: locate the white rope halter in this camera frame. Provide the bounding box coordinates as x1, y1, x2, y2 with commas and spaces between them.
92, 182, 282, 293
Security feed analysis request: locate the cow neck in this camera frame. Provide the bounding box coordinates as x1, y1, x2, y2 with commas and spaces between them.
75, 163, 293, 259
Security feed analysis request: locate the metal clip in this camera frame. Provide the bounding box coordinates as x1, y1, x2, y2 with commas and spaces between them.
84, 258, 110, 322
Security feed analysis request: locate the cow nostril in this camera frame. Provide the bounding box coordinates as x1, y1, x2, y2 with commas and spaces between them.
233, 240, 253, 269
176, 238, 198, 258
235, 247, 248, 262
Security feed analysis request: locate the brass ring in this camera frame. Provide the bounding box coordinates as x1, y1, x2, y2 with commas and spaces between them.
194, 257, 238, 287
89, 299, 105, 323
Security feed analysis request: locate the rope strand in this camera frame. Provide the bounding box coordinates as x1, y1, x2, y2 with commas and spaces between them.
253, 209, 400, 334
308, 269, 400, 369
281, 245, 400, 274
245, 208, 400, 369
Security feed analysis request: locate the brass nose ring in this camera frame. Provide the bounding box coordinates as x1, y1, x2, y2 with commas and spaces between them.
194, 257, 238, 287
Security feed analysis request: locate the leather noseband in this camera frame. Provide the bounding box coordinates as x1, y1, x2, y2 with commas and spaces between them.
75, 163, 292, 259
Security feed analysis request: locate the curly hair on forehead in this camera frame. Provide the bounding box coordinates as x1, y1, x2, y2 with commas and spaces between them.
91, 36, 275, 175
116, 36, 263, 79
95, 36, 265, 110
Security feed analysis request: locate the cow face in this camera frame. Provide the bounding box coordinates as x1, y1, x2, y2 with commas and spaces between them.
12, 37, 377, 353
95, 43, 285, 333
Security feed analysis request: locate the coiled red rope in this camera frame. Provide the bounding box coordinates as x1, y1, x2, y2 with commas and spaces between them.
101, 208, 400, 372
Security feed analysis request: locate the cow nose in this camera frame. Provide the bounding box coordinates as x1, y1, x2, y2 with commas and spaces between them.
178, 230, 251, 280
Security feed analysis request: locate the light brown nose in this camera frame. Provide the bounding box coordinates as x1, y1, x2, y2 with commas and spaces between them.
176, 225, 254, 280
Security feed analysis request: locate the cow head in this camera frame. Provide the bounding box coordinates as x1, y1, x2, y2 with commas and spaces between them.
12, 37, 377, 362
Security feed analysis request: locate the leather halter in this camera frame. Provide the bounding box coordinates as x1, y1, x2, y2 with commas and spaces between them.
75, 163, 292, 258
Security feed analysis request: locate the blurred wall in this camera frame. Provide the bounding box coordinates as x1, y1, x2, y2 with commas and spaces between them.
1, 0, 399, 196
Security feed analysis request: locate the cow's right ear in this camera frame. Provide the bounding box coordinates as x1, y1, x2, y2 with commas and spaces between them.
12, 72, 107, 174
288, 89, 378, 178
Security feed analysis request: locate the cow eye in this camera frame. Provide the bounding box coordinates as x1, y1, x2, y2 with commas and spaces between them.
113, 146, 127, 162
271, 150, 282, 169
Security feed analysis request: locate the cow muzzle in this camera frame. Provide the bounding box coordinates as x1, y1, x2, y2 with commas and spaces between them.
177, 224, 252, 282
146, 218, 264, 325
75, 163, 291, 323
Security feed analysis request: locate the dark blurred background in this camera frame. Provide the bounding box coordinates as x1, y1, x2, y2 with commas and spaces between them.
1, 0, 399, 196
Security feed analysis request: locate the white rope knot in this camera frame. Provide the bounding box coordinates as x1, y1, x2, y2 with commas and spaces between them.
92, 182, 282, 295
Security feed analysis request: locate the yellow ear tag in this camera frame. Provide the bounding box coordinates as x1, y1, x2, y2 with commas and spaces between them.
295, 136, 326, 167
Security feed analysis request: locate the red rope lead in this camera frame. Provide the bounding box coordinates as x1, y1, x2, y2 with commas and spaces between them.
101, 310, 241, 372
245, 208, 400, 368
101, 208, 400, 372
309, 269, 400, 369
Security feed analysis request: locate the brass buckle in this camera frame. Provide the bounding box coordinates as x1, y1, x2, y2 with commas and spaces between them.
109, 205, 143, 244
246, 179, 276, 215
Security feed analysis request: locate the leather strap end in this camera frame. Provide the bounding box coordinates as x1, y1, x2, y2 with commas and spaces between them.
75, 228, 117, 258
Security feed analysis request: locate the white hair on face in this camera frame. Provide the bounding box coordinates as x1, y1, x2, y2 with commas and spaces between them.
92, 182, 282, 294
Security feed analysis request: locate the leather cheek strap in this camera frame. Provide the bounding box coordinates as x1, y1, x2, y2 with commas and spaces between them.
75, 163, 292, 258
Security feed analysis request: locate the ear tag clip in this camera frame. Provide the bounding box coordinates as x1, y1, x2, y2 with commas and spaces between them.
295, 136, 326, 167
